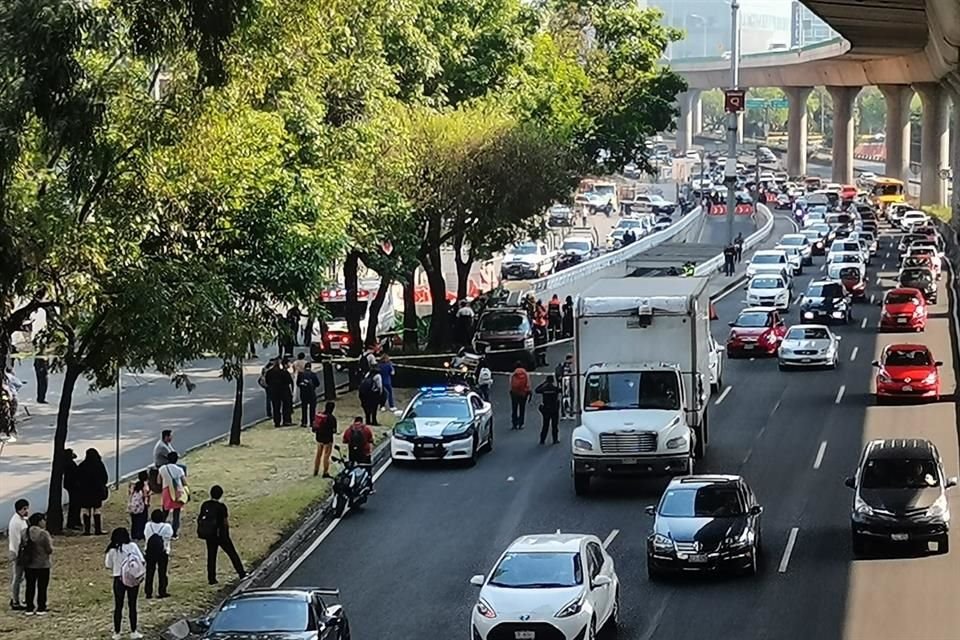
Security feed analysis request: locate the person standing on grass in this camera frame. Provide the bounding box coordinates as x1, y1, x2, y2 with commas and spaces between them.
265, 357, 294, 427
258, 358, 276, 420
312, 402, 337, 478
143, 510, 173, 599
8, 498, 29, 611
76, 448, 108, 535
357, 370, 382, 426
292, 352, 307, 401
297, 362, 320, 427
22, 512, 52, 616
127, 471, 151, 541
62, 449, 83, 530
104, 527, 145, 640
159, 452, 187, 539
378, 354, 396, 410
33, 354, 49, 404
196, 485, 246, 586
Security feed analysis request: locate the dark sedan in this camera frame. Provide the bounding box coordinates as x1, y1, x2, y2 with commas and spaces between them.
646, 475, 763, 579
799, 280, 852, 324
899, 267, 937, 304
191, 588, 350, 639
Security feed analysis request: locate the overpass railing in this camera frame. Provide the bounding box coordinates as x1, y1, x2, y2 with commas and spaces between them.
693, 205, 774, 277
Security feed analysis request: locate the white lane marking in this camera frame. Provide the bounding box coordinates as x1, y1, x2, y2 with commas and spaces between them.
876, 274, 882, 284
885, 251, 890, 259
835, 385, 846, 404
850, 346, 859, 361
813, 441, 828, 469
820, 264, 825, 272
507, 476, 515, 482
778, 527, 800, 573
869, 294, 875, 305
741, 448, 753, 465
769, 399, 781, 417
603, 529, 620, 549
271, 458, 394, 587
860, 317, 868, 329
881, 263, 887, 271
714, 385, 732, 405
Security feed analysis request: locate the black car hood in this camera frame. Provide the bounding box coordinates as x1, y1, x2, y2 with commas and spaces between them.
860, 488, 940, 514
655, 516, 747, 545
901, 278, 935, 291
205, 632, 315, 640
801, 296, 843, 310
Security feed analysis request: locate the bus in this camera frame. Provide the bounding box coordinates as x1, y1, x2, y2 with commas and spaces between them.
868, 177, 906, 210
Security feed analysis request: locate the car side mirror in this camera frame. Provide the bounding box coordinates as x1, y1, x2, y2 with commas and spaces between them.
936, 361, 944, 367
871, 360, 879, 367
644, 505, 656, 516
728, 321, 735, 327
749, 505, 763, 516
947, 477, 959, 488
325, 604, 344, 621
470, 574, 485, 587
482, 401, 492, 412
188, 618, 212, 634
591, 575, 612, 589
844, 476, 856, 489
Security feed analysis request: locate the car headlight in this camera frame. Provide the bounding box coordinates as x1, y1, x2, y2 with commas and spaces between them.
776, 291, 788, 300
652, 533, 673, 552
476, 598, 497, 619
665, 434, 688, 450
913, 307, 926, 317
393, 420, 417, 438
555, 593, 586, 618
926, 495, 949, 519
780, 347, 792, 355
573, 438, 594, 451
723, 530, 753, 549
832, 311, 845, 318
923, 372, 938, 385
854, 495, 874, 516
803, 311, 814, 319
877, 370, 892, 383
442, 421, 474, 437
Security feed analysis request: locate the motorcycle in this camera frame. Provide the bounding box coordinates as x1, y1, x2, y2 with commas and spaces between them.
330, 446, 375, 518
444, 349, 482, 386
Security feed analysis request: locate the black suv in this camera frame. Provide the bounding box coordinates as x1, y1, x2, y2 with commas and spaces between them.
899, 267, 937, 304
646, 475, 763, 579
799, 280, 852, 324
846, 439, 956, 556
473, 307, 535, 369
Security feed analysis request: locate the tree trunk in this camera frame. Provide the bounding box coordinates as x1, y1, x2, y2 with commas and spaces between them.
229, 363, 243, 446
0, 324, 12, 436
45, 363, 81, 534
422, 247, 450, 350
343, 250, 363, 353
402, 271, 418, 353
322, 360, 337, 400
365, 276, 392, 347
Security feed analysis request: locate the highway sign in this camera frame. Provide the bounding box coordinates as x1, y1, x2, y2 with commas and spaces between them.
745, 98, 766, 108
745, 98, 789, 109
724, 89, 745, 113
770, 98, 789, 108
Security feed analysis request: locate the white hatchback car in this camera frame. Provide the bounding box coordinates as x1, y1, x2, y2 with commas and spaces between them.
745, 274, 791, 310
470, 533, 620, 640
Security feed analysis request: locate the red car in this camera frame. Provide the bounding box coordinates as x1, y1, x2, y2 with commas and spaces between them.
726, 307, 787, 357
873, 344, 942, 403
880, 288, 927, 331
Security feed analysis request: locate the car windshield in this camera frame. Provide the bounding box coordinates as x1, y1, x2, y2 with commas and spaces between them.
801, 231, 821, 241
887, 292, 920, 305
839, 267, 861, 280
786, 327, 829, 340
806, 283, 844, 298
811, 224, 830, 234
861, 458, 939, 489
779, 236, 804, 246
209, 597, 310, 633
511, 244, 538, 255
734, 311, 770, 328
583, 370, 681, 411
479, 313, 529, 333
562, 240, 591, 253
616, 219, 641, 229
909, 248, 935, 256
404, 397, 472, 420
594, 185, 616, 196
751, 278, 783, 290
885, 349, 932, 367
659, 485, 746, 517
901, 269, 933, 283
488, 552, 583, 588
836, 255, 862, 263
752, 254, 783, 264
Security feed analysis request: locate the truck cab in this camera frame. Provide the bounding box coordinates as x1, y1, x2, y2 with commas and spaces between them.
571, 277, 712, 495
500, 241, 557, 280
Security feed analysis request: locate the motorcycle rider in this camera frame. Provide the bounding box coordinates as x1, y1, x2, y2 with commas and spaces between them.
477, 362, 493, 401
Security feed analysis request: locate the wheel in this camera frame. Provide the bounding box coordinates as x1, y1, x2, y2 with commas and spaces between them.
875, 394, 886, 406
338, 618, 351, 640
938, 534, 949, 554
465, 436, 478, 467
830, 356, 838, 370
588, 617, 597, 640
852, 532, 867, 557
778, 362, 788, 372
742, 547, 759, 576
332, 493, 347, 518
574, 472, 591, 496
482, 419, 494, 453
601, 590, 620, 639
694, 411, 707, 459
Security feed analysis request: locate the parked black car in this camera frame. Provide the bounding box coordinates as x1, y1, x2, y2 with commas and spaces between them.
190, 588, 350, 639
799, 280, 852, 324
846, 438, 956, 556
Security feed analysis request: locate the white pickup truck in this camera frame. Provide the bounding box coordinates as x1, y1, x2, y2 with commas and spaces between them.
500, 241, 557, 280
571, 277, 712, 495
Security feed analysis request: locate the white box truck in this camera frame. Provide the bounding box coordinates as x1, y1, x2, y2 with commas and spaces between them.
571, 277, 712, 495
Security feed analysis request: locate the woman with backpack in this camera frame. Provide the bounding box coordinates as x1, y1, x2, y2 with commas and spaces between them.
142, 510, 173, 599
75, 448, 109, 535
312, 402, 337, 478
127, 471, 151, 541
104, 527, 145, 640
159, 452, 188, 538
21, 512, 53, 615
508, 362, 531, 430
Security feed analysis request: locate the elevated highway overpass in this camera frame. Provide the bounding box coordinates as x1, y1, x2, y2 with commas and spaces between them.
667, 0, 960, 212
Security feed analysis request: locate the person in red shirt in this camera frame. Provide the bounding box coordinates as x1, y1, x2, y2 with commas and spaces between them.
342, 417, 374, 465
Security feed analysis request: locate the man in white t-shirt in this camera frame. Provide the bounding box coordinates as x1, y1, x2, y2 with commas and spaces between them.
7, 498, 29, 610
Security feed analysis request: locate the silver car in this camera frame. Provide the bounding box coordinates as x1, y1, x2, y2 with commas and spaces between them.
778, 324, 841, 370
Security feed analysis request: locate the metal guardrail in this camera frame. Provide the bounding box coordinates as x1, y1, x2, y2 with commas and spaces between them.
693, 204, 774, 277
530, 206, 705, 294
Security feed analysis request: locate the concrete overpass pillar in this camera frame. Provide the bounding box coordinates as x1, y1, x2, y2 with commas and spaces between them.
947, 77, 960, 216
878, 85, 912, 182
677, 91, 694, 154
914, 83, 950, 206
785, 87, 812, 177
692, 91, 703, 135
827, 86, 860, 184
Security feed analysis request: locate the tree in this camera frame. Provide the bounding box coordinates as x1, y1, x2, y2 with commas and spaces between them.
744, 88, 787, 138
857, 87, 886, 135
700, 89, 724, 133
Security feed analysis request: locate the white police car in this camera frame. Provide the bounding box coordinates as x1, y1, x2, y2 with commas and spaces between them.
390, 386, 494, 466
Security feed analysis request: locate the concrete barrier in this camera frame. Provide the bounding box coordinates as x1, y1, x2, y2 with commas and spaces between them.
693, 204, 774, 277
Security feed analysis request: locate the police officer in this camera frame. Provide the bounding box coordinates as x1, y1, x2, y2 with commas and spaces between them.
547, 295, 562, 342
722, 244, 736, 276
535, 375, 561, 445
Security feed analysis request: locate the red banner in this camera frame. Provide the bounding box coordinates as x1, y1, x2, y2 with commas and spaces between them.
709, 204, 754, 216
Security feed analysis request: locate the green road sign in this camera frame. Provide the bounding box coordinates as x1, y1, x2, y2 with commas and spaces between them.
745, 98, 766, 108
769, 98, 789, 108
745, 98, 789, 109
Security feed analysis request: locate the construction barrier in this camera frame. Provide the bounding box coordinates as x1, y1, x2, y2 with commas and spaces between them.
708, 204, 755, 216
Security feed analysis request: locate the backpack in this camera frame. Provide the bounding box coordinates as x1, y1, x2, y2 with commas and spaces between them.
145, 532, 166, 561
120, 548, 146, 588
357, 352, 371, 374
196, 501, 219, 540
348, 425, 367, 455
127, 488, 145, 515
510, 369, 530, 395
358, 375, 375, 398
16, 528, 34, 568
312, 413, 328, 434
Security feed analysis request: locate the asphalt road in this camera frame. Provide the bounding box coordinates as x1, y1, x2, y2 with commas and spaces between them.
282, 214, 960, 640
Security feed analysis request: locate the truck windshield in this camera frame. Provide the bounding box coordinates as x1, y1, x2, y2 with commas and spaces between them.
583, 371, 680, 411
479, 313, 529, 333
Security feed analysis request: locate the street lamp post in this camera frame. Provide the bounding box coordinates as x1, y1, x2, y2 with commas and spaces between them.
724, 0, 741, 246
